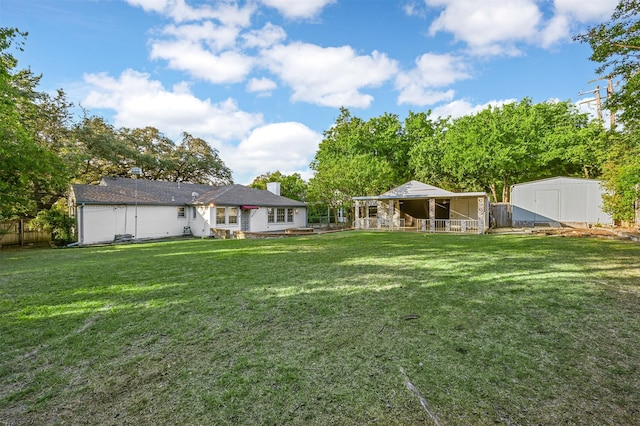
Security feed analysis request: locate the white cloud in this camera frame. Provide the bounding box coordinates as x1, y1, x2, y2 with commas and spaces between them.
540, 0, 618, 46
261, 42, 398, 108
243, 23, 287, 49
554, 0, 618, 22
398, 89, 455, 107
259, 0, 336, 19
159, 21, 240, 51
431, 98, 517, 119
426, 0, 542, 56
126, 0, 254, 25
225, 122, 322, 183
396, 53, 470, 106
82, 69, 263, 142
540, 14, 570, 48
423, 0, 618, 54
150, 39, 254, 84
247, 77, 277, 94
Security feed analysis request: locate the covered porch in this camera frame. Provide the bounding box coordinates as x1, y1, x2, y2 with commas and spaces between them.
353, 181, 490, 234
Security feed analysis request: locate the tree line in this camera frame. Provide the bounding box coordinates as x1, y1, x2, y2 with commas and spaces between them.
0, 28, 232, 224
1, 0, 638, 240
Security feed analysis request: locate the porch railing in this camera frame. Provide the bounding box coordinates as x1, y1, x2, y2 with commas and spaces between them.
416, 219, 479, 233
354, 218, 479, 233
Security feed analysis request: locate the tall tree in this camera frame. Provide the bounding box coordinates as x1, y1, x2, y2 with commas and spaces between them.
575, 0, 640, 128
0, 28, 68, 219
407, 111, 450, 187
576, 1, 640, 222
168, 132, 233, 185
600, 131, 640, 221
249, 171, 307, 201
73, 121, 233, 185
410, 99, 607, 202
308, 108, 408, 211
308, 154, 396, 224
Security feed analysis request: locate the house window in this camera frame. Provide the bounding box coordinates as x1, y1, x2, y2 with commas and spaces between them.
368, 206, 378, 218
277, 208, 285, 222
192, 206, 197, 219
178, 207, 186, 218
267, 208, 274, 223
287, 208, 294, 222
228, 207, 238, 224
216, 207, 226, 224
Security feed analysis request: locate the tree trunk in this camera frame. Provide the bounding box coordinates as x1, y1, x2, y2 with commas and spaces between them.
489, 183, 498, 203
502, 178, 509, 203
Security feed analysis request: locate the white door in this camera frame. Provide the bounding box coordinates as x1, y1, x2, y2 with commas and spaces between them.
534, 189, 559, 223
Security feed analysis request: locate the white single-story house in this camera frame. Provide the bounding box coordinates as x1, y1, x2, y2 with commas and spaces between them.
510, 177, 613, 227
70, 177, 307, 245
353, 181, 490, 234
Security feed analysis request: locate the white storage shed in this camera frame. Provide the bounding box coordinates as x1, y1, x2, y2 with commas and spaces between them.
511, 177, 613, 227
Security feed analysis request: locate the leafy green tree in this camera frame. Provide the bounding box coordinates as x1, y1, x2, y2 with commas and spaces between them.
168, 132, 233, 185
407, 111, 450, 187
249, 171, 307, 201
28, 201, 75, 245
410, 99, 607, 202
73, 120, 233, 185
600, 131, 640, 221
308, 154, 396, 224
72, 116, 136, 183
575, 0, 640, 128
308, 108, 410, 216
0, 28, 68, 219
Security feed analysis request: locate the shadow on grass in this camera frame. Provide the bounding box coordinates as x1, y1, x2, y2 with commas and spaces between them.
1, 232, 639, 425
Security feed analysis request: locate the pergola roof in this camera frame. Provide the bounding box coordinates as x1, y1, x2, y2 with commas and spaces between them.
353, 180, 487, 200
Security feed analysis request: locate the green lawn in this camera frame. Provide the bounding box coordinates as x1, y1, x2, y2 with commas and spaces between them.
1, 232, 639, 425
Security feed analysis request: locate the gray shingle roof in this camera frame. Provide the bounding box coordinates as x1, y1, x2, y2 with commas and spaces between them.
71, 177, 305, 208
197, 184, 305, 207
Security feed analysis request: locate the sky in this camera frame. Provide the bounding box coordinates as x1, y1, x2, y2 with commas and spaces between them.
2, 0, 619, 184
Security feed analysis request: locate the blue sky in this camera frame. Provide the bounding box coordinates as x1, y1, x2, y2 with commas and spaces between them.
2, 0, 617, 184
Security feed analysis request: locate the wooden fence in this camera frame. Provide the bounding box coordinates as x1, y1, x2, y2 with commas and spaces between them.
0, 220, 52, 247
490, 203, 512, 228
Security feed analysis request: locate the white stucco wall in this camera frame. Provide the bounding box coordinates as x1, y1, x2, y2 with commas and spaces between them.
236, 206, 307, 232
77, 203, 307, 244
78, 204, 210, 245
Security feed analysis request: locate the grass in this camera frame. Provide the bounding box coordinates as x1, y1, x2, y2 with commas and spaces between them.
1, 231, 639, 425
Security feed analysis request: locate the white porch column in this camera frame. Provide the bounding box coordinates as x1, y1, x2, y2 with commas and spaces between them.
477, 196, 486, 234
429, 199, 436, 232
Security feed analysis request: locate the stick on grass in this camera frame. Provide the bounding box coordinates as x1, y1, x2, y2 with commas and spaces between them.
399, 366, 441, 426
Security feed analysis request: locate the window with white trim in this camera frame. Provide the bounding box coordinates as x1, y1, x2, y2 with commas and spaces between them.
287, 208, 294, 222
267, 208, 274, 223
277, 208, 285, 222
228, 207, 238, 224
216, 207, 226, 224
178, 207, 186, 218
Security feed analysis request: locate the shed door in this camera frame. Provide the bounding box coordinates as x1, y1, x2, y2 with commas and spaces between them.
534, 189, 559, 223
241, 209, 251, 231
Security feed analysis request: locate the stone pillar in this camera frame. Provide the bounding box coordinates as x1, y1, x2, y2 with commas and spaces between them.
477, 197, 485, 234
354, 200, 360, 229
429, 199, 435, 232
389, 201, 394, 230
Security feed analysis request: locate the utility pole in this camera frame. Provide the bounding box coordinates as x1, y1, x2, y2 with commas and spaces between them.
607, 77, 616, 129
578, 85, 602, 121
579, 76, 616, 128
